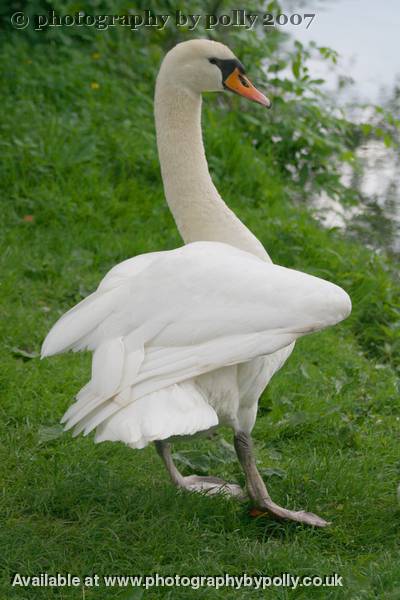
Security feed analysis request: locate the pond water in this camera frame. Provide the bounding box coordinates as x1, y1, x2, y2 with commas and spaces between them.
313, 140, 400, 254
282, 0, 400, 253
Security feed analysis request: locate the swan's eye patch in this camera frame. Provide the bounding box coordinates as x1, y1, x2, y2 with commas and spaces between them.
208, 57, 246, 81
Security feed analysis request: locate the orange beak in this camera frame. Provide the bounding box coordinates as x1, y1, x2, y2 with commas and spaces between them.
224, 68, 271, 108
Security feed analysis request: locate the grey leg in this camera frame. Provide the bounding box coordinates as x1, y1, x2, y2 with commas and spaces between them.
155, 440, 246, 500
234, 431, 330, 527
155, 440, 186, 487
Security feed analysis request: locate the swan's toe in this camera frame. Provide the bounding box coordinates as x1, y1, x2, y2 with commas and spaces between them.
183, 475, 247, 500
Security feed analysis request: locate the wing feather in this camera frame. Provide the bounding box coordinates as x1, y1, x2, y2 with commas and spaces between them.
42, 241, 351, 442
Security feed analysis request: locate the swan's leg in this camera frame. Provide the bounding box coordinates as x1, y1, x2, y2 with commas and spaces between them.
155, 440, 246, 500
233, 431, 330, 527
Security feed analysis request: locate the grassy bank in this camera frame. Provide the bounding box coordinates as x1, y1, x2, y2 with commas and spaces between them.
1, 23, 399, 600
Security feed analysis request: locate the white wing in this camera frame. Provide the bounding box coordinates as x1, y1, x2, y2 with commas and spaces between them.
42, 241, 351, 446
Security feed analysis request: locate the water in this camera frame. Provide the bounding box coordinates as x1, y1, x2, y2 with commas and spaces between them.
313, 139, 400, 253
281, 0, 400, 253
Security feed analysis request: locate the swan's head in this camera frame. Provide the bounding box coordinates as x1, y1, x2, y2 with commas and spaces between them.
157, 39, 270, 108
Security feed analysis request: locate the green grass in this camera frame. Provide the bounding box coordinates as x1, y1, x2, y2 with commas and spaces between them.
1, 28, 400, 600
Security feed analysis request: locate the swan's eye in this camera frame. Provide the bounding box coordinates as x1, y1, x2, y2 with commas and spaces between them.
209, 58, 218, 65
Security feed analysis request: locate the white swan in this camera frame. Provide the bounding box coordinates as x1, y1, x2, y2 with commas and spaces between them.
42, 39, 351, 527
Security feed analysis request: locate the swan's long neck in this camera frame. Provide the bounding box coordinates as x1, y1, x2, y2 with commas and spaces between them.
155, 80, 270, 261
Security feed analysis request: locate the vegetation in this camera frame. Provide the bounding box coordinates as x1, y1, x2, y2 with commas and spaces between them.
1, 1, 399, 598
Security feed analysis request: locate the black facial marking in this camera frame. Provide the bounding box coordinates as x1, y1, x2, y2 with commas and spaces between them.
208, 57, 246, 82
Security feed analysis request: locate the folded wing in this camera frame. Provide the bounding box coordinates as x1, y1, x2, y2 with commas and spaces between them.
41, 241, 351, 444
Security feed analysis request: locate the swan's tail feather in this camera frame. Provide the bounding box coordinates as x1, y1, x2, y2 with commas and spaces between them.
95, 381, 218, 448
61, 380, 218, 449
61, 330, 293, 446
